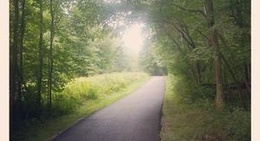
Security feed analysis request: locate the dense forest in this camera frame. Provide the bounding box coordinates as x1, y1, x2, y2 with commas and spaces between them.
10, 0, 250, 140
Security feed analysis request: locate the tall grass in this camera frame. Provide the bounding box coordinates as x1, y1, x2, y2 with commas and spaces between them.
51, 72, 149, 115
12, 72, 150, 141
160, 74, 250, 141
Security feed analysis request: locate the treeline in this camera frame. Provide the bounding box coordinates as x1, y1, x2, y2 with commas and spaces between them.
137, 0, 250, 110
135, 0, 250, 140
9, 0, 135, 133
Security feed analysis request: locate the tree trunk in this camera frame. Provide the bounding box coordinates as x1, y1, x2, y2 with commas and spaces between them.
36, 0, 44, 117
205, 0, 224, 109
48, 0, 55, 111
10, 0, 19, 116
17, 0, 26, 114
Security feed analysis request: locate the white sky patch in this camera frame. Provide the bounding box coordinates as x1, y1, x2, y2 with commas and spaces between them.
103, 0, 121, 3
121, 23, 145, 56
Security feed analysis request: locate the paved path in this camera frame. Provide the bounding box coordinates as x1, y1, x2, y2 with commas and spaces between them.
53, 76, 165, 141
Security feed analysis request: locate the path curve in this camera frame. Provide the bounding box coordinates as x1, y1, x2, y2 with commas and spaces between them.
53, 76, 165, 141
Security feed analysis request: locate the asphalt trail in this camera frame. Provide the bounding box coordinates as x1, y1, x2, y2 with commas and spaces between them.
53, 76, 165, 141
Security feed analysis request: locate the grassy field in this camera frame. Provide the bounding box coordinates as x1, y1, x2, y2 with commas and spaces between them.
12, 72, 150, 141
160, 75, 250, 141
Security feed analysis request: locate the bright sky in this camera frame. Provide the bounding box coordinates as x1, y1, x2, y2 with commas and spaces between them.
121, 23, 144, 56
103, 0, 121, 3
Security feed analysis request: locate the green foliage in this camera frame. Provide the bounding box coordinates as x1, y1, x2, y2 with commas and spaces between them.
52, 72, 149, 114
161, 75, 250, 141
146, 0, 250, 109
12, 72, 150, 141
155, 0, 251, 135
139, 41, 167, 75
10, 0, 132, 118
10, 0, 143, 138
10, 0, 251, 140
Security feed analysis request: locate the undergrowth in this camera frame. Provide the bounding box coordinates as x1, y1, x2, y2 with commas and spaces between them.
160, 74, 250, 141
12, 72, 150, 141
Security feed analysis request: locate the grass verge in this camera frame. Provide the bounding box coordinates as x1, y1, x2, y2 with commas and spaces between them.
13, 72, 150, 141
160, 74, 250, 141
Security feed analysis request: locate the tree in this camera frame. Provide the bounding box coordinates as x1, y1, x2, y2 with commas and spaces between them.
47, 0, 55, 110
10, 0, 19, 120
129, 0, 250, 109
36, 0, 44, 117
204, 0, 223, 108
10, 0, 124, 127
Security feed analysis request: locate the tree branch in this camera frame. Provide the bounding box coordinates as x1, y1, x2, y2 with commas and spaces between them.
168, 1, 206, 18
